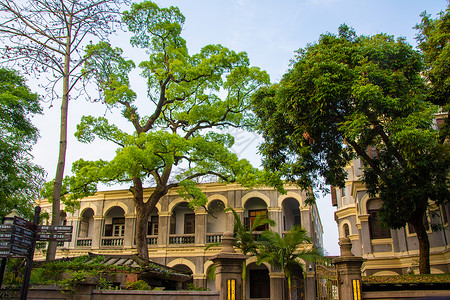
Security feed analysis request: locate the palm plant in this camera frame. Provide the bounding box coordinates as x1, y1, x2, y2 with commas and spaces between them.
227, 207, 275, 300
257, 225, 321, 300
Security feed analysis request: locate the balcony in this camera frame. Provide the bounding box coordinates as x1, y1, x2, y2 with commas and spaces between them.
76, 237, 92, 247
206, 233, 223, 244
101, 236, 124, 247
169, 234, 195, 244
147, 235, 158, 245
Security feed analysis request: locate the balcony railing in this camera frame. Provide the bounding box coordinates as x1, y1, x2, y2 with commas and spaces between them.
101, 236, 124, 246
169, 234, 195, 244
147, 235, 158, 245
206, 233, 223, 244
76, 238, 92, 247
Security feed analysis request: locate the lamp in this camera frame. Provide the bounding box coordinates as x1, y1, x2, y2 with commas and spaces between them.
3, 206, 19, 224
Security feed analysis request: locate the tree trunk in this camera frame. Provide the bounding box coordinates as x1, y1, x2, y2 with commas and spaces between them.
242, 261, 247, 300
410, 209, 431, 274
46, 46, 70, 261
135, 202, 151, 260
287, 275, 292, 300
132, 180, 166, 260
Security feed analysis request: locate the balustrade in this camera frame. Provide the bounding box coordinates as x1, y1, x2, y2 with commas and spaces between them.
147, 235, 158, 245
76, 238, 92, 247
101, 236, 124, 246
169, 234, 195, 244
206, 233, 223, 243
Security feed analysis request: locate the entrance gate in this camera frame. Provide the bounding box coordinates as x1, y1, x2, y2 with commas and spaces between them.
316, 260, 338, 300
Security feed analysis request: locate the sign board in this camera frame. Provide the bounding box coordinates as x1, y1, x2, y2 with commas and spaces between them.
38, 225, 72, 233
12, 226, 34, 240
37, 233, 72, 242
11, 234, 33, 248
9, 244, 31, 258
13, 216, 35, 231
0, 224, 12, 232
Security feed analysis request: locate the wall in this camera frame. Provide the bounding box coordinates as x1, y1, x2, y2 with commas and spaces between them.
2, 286, 220, 300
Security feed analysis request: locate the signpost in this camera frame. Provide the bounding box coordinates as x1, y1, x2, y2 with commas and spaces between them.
0, 207, 73, 300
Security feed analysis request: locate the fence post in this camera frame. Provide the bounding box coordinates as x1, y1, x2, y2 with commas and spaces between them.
333, 237, 364, 300
211, 231, 247, 300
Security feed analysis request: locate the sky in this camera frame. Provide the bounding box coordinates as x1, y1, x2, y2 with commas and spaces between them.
28, 0, 448, 256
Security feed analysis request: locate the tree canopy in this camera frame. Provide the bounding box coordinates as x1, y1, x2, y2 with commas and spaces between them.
0, 0, 128, 260
415, 5, 450, 141
69, 1, 279, 259
252, 25, 449, 274
0, 68, 44, 219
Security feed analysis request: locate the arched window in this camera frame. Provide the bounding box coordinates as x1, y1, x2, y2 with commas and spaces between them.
343, 224, 350, 238
368, 210, 391, 239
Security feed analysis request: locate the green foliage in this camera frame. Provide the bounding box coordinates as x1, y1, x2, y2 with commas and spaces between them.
125, 280, 151, 290
415, 5, 450, 141
363, 274, 450, 284
252, 24, 449, 274
257, 225, 321, 300
0, 68, 44, 219
71, 1, 278, 259
227, 207, 275, 256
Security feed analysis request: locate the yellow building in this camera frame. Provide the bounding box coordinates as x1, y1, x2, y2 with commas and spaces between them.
332, 158, 450, 276
38, 182, 323, 298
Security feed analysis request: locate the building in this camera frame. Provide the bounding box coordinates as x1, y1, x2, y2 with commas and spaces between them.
37, 182, 323, 298
332, 158, 450, 276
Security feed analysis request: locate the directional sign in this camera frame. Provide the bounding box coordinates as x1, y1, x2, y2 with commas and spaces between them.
11, 234, 33, 248
36, 233, 72, 242
0, 224, 12, 232
9, 244, 31, 257
0, 233, 12, 240
12, 226, 34, 241
38, 225, 72, 233
0, 250, 10, 258
13, 216, 35, 231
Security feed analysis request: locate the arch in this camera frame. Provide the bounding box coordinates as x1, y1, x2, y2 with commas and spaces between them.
360, 193, 371, 215
79, 203, 97, 216
245, 255, 271, 271
278, 191, 304, 208
168, 197, 189, 213
242, 191, 270, 208
103, 201, 130, 216
207, 194, 228, 207
281, 197, 302, 231
167, 258, 196, 274
204, 260, 214, 274
339, 220, 352, 238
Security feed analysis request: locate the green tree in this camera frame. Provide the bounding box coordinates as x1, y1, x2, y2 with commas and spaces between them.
415, 5, 450, 141
0, 0, 128, 260
257, 225, 320, 300
70, 1, 276, 260
227, 207, 275, 300
252, 25, 450, 274
0, 68, 44, 219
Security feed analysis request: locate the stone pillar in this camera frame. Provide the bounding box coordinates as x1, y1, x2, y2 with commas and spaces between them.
67, 217, 79, 249
91, 216, 104, 249
212, 231, 247, 300
268, 207, 282, 235
333, 237, 364, 300
358, 215, 371, 254
195, 209, 207, 245
123, 214, 135, 248
305, 270, 316, 300
269, 271, 284, 300
158, 212, 171, 246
